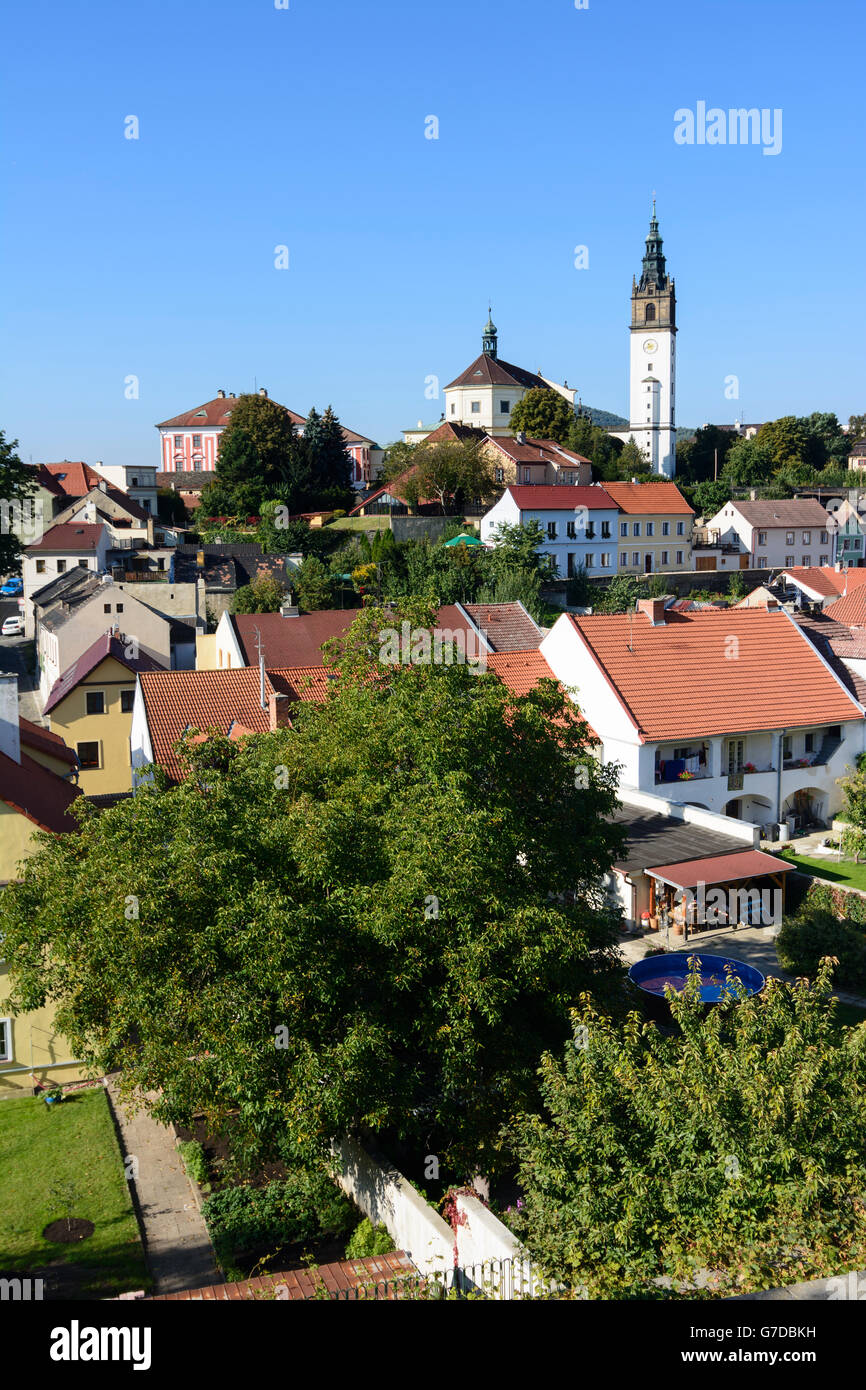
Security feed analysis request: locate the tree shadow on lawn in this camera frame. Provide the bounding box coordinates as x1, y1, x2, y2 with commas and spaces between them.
1, 1212, 152, 1300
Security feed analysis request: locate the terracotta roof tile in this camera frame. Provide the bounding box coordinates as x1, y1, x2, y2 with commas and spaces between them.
141, 1252, 418, 1300
37, 462, 103, 495
601, 481, 694, 515
27, 523, 105, 553
463, 601, 543, 652
486, 649, 599, 740
506, 485, 617, 511
232, 605, 476, 668
646, 848, 796, 890
487, 437, 591, 467
567, 607, 863, 741
823, 587, 866, 626
138, 664, 329, 782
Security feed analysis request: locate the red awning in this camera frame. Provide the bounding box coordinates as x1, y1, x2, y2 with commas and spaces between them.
644, 849, 794, 891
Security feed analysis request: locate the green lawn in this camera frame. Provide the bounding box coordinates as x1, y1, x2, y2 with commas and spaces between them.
779, 850, 866, 893
0, 1086, 149, 1298
325, 516, 391, 532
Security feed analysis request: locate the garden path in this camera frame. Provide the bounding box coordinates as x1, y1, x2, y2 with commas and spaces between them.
106, 1077, 221, 1295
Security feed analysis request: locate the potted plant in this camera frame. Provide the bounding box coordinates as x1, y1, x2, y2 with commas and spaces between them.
678, 769, 695, 781
744, 762, 757, 774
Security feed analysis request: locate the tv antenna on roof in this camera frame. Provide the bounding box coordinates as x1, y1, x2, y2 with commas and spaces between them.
254, 626, 267, 709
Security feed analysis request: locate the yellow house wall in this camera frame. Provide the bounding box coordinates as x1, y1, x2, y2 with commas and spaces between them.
0, 801, 43, 884
0, 962, 86, 1095
22, 744, 75, 778
47, 655, 136, 795
617, 513, 694, 572
0, 810, 86, 1095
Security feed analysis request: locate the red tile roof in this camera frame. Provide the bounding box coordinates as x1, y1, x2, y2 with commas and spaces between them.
486, 649, 599, 740
0, 748, 81, 838
486, 437, 591, 467
601, 481, 694, 515
156, 395, 375, 446
444, 353, 548, 392
565, 607, 864, 741
44, 633, 165, 714
37, 462, 103, 496
18, 717, 77, 767
823, 587, 866, 627
645, 848, 795, 890
138, 664, 329, 781
506, 485, 617, 511
463, 602, 542, 652
156, 396, 306, 431
231, 605, 476, 668
142, 1251, 418, 1301
27, 523, 105, 553
782, 566, 849, 600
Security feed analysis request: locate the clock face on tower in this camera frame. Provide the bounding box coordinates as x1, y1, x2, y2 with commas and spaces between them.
643, 339, 658, 354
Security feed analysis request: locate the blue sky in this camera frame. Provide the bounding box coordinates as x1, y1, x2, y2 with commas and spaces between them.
2, 0, 864, 468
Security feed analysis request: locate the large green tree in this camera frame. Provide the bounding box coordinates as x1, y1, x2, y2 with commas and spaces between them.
0, 602, 623, 1176
215, 395, 306, 510
511, 961, 866, 1297
509, 388, 575, 445
403, 439, 495, 514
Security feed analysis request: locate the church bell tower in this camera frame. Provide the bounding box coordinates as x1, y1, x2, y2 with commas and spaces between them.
628, 201, 677, 477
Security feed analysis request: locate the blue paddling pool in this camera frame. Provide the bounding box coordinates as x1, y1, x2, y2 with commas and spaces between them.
629, 952, 765, 1004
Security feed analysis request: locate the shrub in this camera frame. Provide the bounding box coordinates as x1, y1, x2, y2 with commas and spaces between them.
344, 1217, 395, 1260
776, 909, 866, 990
202, 1169, 354, 1273
178, 1139, 211, 1192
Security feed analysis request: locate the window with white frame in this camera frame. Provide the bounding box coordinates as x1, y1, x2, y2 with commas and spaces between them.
758, 531, 767, 546
676, 550, 683, 564
786, 531, 795, 545
802, 531, 811, 544
633, 522, 640, 537
676, 521, 685, 536
600, 552, 611, 568
547, 521, 557, 539
620, 521, 628, 537
802, 555, 811, 566
620, 552, 628, 567
470, 401, 481, 414
646, 521, 654, 537
662, 521, 670, 536
785, 554, 795, 566
566, 520, 576, 539
632, 551, 639, 566
820, 554, 828, 565
661, 551, 669, 565
0, 1017, 11, 1063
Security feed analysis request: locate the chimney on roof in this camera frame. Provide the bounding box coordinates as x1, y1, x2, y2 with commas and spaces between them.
279, 600, 299, 617
637, 597, 667, 626
217, 389, 226, 398
0, 674, 21, 764
516, 431, 526, 445
97, 479, 107, 492
258, 387, 268, 398
267, 690, 291, 731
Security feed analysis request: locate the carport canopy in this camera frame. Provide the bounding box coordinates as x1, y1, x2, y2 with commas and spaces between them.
644, 849, 795, 891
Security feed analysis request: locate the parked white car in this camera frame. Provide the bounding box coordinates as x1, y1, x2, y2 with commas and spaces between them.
1, 615, 25, 636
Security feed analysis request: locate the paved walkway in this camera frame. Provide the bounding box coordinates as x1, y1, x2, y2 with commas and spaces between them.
0, 633, 45, 725
106, 1079, 221, 1295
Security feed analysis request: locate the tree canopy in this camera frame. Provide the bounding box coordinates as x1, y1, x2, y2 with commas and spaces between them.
0, 601, 623, 1177
509, 388, 575, 445
510, 961, 866, 1297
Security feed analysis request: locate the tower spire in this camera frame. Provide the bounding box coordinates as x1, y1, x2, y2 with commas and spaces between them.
482, 306, 498, 359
